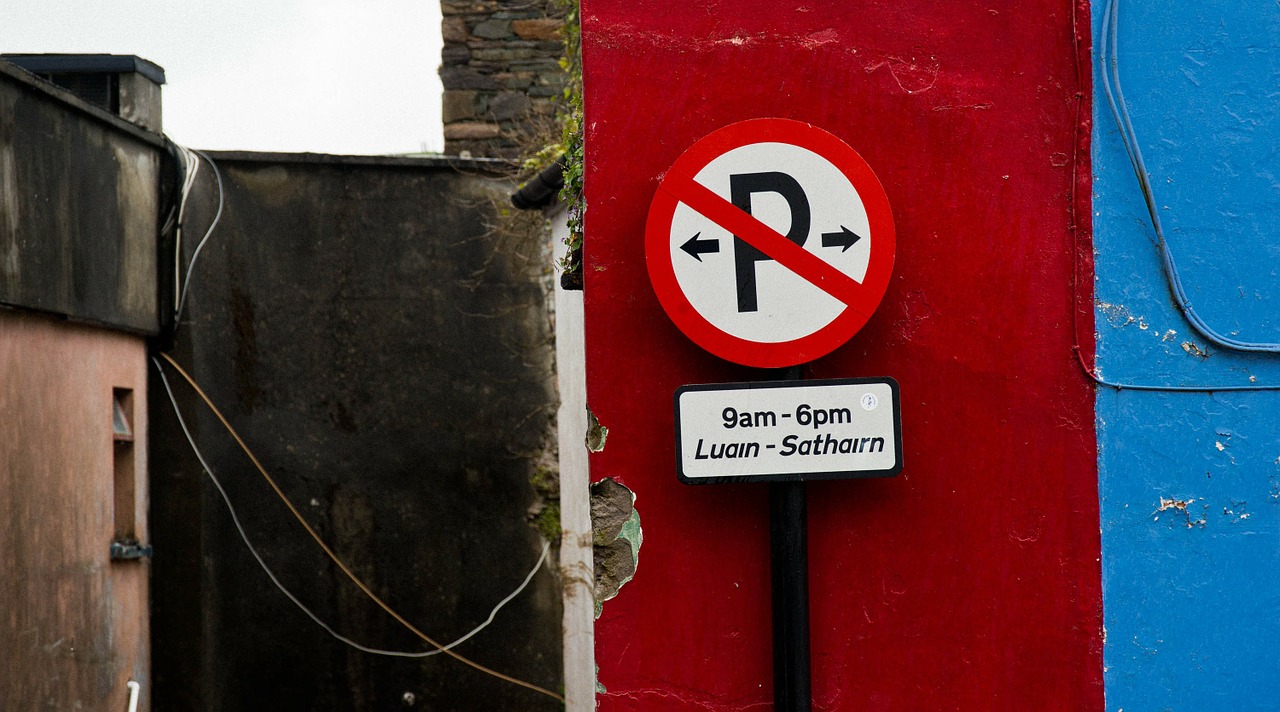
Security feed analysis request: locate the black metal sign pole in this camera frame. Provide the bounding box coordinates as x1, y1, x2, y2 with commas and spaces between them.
770, 479, 811, 711
769, 365, 811, 712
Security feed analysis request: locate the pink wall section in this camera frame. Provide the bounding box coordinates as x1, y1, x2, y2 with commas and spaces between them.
0, 310, 150, 710
580, 1, 1101, 708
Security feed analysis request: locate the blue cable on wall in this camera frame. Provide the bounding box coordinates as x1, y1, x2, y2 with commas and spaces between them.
1099, 0, 1280, 355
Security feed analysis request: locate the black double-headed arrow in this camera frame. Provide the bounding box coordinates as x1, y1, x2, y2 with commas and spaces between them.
681, 226, 861, 261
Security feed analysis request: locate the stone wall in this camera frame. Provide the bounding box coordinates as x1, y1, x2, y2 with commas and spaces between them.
440, 0, 566, 158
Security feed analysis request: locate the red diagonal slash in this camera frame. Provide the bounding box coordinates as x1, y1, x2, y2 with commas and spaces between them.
661, 170, 875, 318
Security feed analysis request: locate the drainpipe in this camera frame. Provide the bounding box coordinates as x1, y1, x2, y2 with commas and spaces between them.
551, 208, 595, 710
513, 166, 594, 709
126, 680, 141, 712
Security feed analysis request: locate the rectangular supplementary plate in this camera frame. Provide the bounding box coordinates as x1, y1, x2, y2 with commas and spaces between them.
674, 377, 902, 485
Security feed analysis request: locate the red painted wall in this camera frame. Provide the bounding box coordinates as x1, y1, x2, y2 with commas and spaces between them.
580, 1, 1100, 709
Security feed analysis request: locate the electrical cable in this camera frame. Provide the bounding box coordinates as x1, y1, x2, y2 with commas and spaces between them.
174, 148, 224, 329
154, 354, 550, 658
170, 143, 201, 313
1069, 0, 1280, 392
154, 352, 564, 701
1099, 0, 1280, 354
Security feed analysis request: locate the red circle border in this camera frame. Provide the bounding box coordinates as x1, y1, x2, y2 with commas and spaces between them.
644, 118, 896, 369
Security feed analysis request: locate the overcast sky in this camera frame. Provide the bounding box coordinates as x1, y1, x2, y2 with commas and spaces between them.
1, 0, 444, 155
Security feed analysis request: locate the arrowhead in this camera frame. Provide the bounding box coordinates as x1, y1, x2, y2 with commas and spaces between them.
821, 225, 863, 252
680, 232, 720, 261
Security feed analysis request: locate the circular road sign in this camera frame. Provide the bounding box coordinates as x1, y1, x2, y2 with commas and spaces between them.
645, 118, 895, 368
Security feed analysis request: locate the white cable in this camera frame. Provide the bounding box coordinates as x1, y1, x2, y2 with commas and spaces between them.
151, 357, 552, 658
174, 148, 224, 326
172, 144, 200, 311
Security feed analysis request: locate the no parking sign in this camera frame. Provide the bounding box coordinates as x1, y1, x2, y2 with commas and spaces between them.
645, 118, 895, 368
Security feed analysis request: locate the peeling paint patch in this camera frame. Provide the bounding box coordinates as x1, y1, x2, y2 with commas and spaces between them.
865, 55, 940, 94
889, 289, 933, 344
1155, 496, 1192, 513
585, 407, 608, 452
931, 102, 993, 112
714, 34, 754, 47
1093, 302, 1179, 340
590, 478, 641, 617
1223, 500, 1250, 523
1096, 300, 1138, 328
1008, 508, 1047, 545
1152, 497, 1206, 528
800, 28, 840, 49
1180, 341, 1209, 359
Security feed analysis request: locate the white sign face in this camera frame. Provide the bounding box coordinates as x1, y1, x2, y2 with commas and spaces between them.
674, 378, 902, 484
669, 142, 872, 344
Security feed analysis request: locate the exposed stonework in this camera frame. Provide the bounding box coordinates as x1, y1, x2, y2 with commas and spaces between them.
444, 121, 503, 140
590, 478, 641, 617
440, 0, 567, 158
512, 18, 563, 41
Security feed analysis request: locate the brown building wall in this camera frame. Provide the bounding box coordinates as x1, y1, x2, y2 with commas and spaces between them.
1, 309, 151, 711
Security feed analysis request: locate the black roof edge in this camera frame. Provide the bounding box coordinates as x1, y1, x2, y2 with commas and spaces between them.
2, 54, 166, 85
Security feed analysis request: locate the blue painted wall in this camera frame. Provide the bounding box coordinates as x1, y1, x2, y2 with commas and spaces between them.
1093, 1, 1280, 709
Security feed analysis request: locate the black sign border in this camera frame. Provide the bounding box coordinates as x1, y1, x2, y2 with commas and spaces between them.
674, 376, 903, 485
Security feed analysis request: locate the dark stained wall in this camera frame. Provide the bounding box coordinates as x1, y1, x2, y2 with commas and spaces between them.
149, 153, 562, 711
0, 61, 162, 334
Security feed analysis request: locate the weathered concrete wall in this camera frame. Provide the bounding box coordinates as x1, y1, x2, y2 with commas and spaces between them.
440, 0, 566, 157
0, 60, 163, 334
1091, 2, 1280, 708
0, 310, 151, 711
150, 152, 562, 711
